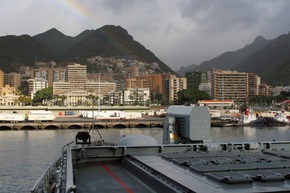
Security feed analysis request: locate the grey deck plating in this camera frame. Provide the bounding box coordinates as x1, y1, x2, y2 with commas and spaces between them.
73, 147, 290, 193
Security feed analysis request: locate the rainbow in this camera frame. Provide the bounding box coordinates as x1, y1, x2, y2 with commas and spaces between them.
51, 0, 132, 56
52, 0, 98, 27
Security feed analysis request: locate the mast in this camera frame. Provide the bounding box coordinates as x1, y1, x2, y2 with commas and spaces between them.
98, 73, 101, 112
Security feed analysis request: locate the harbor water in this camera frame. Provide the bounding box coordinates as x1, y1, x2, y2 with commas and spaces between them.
1, 126, 290, 193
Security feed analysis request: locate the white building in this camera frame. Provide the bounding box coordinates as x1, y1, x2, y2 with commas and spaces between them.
123, 88, 150, 105
164, 75, 187, 104
27, 78, 48, 99
199, 82, 212, 96
53, 81, 116, 98
0, 94, 19, 106
63, 90, 91, 106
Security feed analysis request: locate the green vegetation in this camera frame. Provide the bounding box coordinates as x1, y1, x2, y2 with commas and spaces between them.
177, 89, 211, 105
32, 88, 53, 105
248, 91, 290, 107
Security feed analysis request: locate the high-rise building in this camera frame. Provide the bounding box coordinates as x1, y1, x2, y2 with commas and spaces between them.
4, 72, 21, 91
259, 83, 272, 96
66, 63, 87, 83
27, 78, 48, 99
125, 78, 148, 88
31, 62, 67, 87
0, 69, 4, 88
211, 70, 262, 101
143, 74, 164, 95
185, 70, 207, 90
248, 73, 261, 97
212, 70, 248, 101
164, 75, 187, 104
126, 66, 139, 78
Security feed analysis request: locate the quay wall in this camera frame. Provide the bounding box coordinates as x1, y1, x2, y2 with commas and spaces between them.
0, 120, 163, 130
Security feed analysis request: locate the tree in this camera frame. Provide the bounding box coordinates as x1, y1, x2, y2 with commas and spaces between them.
32, 88, 53, 105
16, 95, 32, 106
177, 89, 211, 105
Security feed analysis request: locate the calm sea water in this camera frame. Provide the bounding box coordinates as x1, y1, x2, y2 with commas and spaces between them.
1, 126, 290, 193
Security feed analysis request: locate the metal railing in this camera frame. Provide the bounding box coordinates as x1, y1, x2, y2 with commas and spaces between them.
31, 142, 74, 193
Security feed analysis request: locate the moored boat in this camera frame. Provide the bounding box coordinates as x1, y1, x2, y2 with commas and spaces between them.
237, 108, 257, 126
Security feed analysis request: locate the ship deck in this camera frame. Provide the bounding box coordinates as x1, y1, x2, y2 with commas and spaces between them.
72, 143, 290, 193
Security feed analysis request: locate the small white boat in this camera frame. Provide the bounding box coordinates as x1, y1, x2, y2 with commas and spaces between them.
238, 109, 257, 125
273, 111, 289, 123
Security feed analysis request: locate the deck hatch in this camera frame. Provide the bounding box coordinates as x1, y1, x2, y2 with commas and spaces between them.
206, 171, 253, 184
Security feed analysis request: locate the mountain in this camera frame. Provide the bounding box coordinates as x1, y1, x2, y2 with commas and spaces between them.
63, 25, 173, 73
235, 32, 290, 83
0, 35, 54, 72
0, 25, 174, 74
33, 28, 74, 58
195, 36, 270, 72
192, 32, 290, 86
176, 64, 198, 76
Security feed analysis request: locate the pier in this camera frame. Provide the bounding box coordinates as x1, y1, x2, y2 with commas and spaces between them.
0, 118, 163, 130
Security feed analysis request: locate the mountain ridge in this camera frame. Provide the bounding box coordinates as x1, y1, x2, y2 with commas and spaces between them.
177, 32, 290, 86
0, 25, 174, 74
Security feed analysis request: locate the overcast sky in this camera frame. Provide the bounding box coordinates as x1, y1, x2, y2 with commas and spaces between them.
1, 0, 290, 70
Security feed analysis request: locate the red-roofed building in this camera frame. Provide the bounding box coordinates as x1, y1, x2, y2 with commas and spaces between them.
198, 99, 234, 107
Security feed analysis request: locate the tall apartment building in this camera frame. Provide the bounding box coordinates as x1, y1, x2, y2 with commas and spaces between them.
248, 73, 261, 97
125, 78, 148, 88
0, 69, 4, 88
259, 83, 272, 96
31, 62, 67, 87
185, 70, 207, 90
126, 66, 139, 78
4, 72, 21, 91
27, 78, 48, 99
164, 75, 187, 104
211, 70, 263, 101
66, 63, 87, 83
142, 74, 168, 95
212, 70, 248, 101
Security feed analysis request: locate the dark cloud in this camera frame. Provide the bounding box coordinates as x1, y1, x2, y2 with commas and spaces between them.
0, 0, 290, 70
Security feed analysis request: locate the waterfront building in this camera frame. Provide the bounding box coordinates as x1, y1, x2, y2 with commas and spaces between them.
0, 85, 16, 95
53, 81, 116, 100
66, 63, 87, 83
0, 94, 18, 106
212, 70, 248, 101
199, 82, 211, 96
164, 75, 187, 104
197, 99, 234, 108
4, 72, 21, 91
0, 69, 4, 88
108, 91, 124, 106
143, 74, 166, 95
185, 70, 207, 90
125, 78, 148, 89
123, 88, 150, 105
62, 90, 91, 106
259, 83, 272, 96
27, 78, 48, 99
31, 62, 67, 87
211, 69, 263, 101
248, 73, 261, 97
